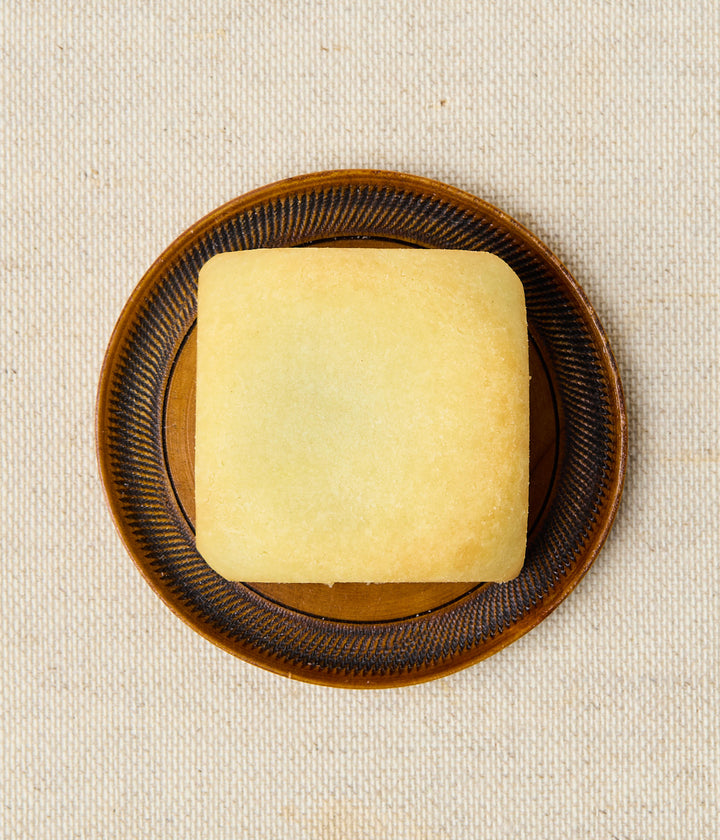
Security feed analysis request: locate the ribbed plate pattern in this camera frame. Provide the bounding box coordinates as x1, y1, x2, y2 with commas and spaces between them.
97, 171, 626, 687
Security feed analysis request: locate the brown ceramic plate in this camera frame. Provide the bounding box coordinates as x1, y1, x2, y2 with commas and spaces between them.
96, 170, 626, 688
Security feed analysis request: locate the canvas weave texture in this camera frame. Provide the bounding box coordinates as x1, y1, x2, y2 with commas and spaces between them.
2, 2, 718, 838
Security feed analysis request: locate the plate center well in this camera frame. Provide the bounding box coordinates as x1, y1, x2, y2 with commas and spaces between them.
163, 243, 560, 622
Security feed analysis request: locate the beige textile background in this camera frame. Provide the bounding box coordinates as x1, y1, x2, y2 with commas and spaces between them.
2, 1, 718, 838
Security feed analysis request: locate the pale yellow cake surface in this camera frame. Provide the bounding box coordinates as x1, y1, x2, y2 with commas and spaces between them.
194, 248, 529, 583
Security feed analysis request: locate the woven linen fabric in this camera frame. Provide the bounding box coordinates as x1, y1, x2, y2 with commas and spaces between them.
2, 1, 718, 838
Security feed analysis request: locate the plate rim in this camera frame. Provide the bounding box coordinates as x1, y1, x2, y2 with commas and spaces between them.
96, 169, 628, 688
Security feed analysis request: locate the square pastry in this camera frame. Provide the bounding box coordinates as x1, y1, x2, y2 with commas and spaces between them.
195, 248, 528, 583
